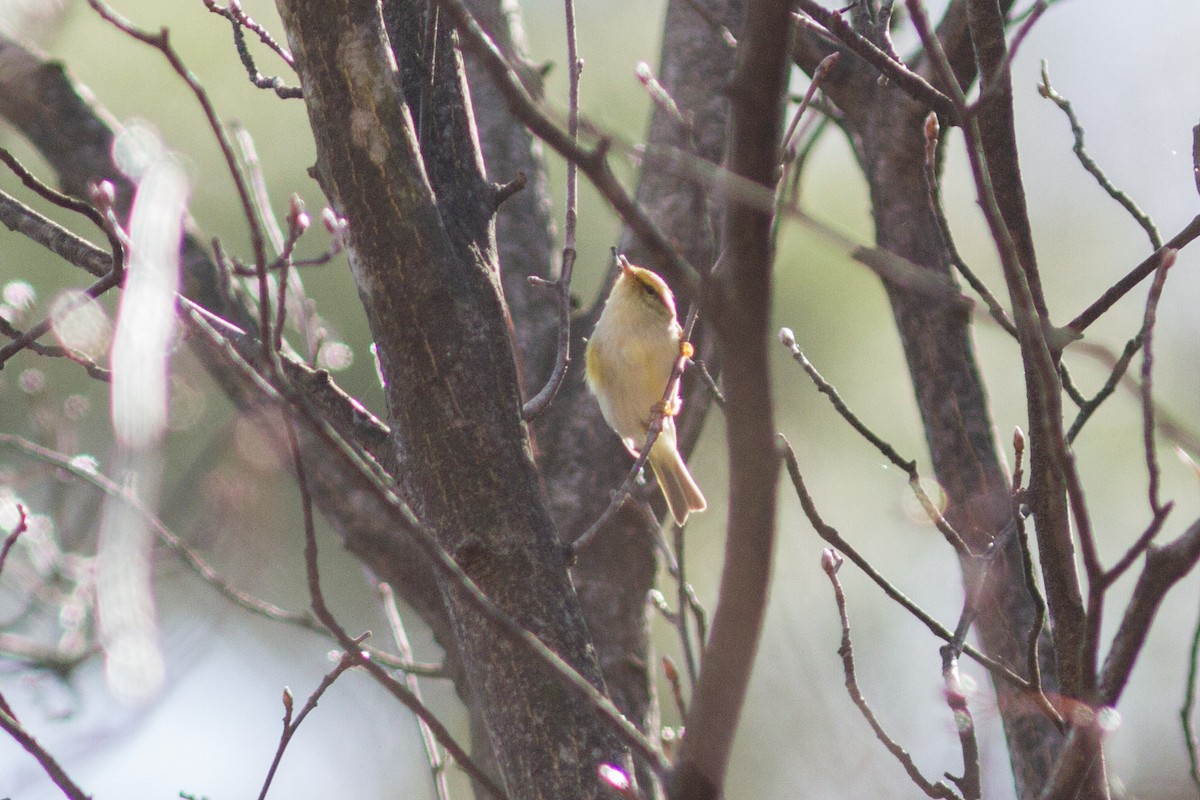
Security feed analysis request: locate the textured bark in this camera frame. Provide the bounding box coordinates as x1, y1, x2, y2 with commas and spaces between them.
273, 1, 626, 797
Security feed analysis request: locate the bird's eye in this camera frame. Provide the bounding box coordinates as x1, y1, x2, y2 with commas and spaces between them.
641, 282, 657, 298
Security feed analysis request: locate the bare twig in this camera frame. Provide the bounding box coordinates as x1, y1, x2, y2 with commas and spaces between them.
203, 0, 296, 67
778, 328, 969, 555
0, 269, 122, 368
0, 503, 28, 578
792, 0, 955, 118
662, 656, 688, 719
0, 706, 90, 800
0, 189, 113, 278
1065, 334, 1142, 444
1039, 62, 1162, 251
1137, 251, 1174, 516
0, 146, 126, 277
1067, 215, 1200, 335
0, 315, 111, 380
674, 523, 700, 687
202, 0, 301, 98
781, 52, 839, 160
779, 435, 1058, 716
1183, 596, 1200, 792
636, 62, 690, 134
1100, 517, 1200, 705
941, 654, 981, 800
920, 112, 1018, 338
257, 649, 359, 800
822, 548, 963, 800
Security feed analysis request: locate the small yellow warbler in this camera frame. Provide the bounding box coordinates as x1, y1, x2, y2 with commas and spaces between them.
585, 259, 706, 525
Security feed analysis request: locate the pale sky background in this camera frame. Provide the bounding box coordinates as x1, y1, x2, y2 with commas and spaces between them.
1, 1, 1198, 799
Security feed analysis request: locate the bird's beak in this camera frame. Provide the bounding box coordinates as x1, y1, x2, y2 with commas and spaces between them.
618, 257, 636, 279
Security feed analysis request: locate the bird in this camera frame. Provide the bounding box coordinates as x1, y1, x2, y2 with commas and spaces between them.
585, 258, 706, 526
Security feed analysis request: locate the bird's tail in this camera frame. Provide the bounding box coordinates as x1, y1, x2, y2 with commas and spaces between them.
649, 437, 706, 526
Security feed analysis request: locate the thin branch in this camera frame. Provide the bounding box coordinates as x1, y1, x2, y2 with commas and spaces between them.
202, 0, 296, 67
204, 0, 303, 98
0, 504, 28, 578
779, 435, 1058, 715
781, 53, 838, 159
1183, 595, 1200, 792
773, 52, 840, 248
674, 523, 700, 687
1067, 214, 1200, 335
0, 707, 90, 800
0, 189, 114, 278
662, 656, 688, 719
920, 112, 1017, 338
1193, 124, 1200, 199
0, 315, 111, 381
0, 269, 121, 369
1015, 499, 1053, 717
1065, 334, 1142, 444
822, 548, 963, 800
257, 649, 359, 800
1038, 62, 1162, 251
1137, 251, 1174, 516
636, 62, 691, 135
0, 145, 125, 274
940, 654, 982, 800
520, 248, 574, 419
1100, 517, 1200, 705
778, 328, 970, 555
792, 0, 956, 118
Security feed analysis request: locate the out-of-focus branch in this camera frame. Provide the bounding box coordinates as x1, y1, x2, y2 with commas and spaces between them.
670, 1, 791, 797
0, 706, 90, 800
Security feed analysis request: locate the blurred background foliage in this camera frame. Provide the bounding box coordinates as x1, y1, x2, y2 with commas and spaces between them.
0, 0, 1198, 798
